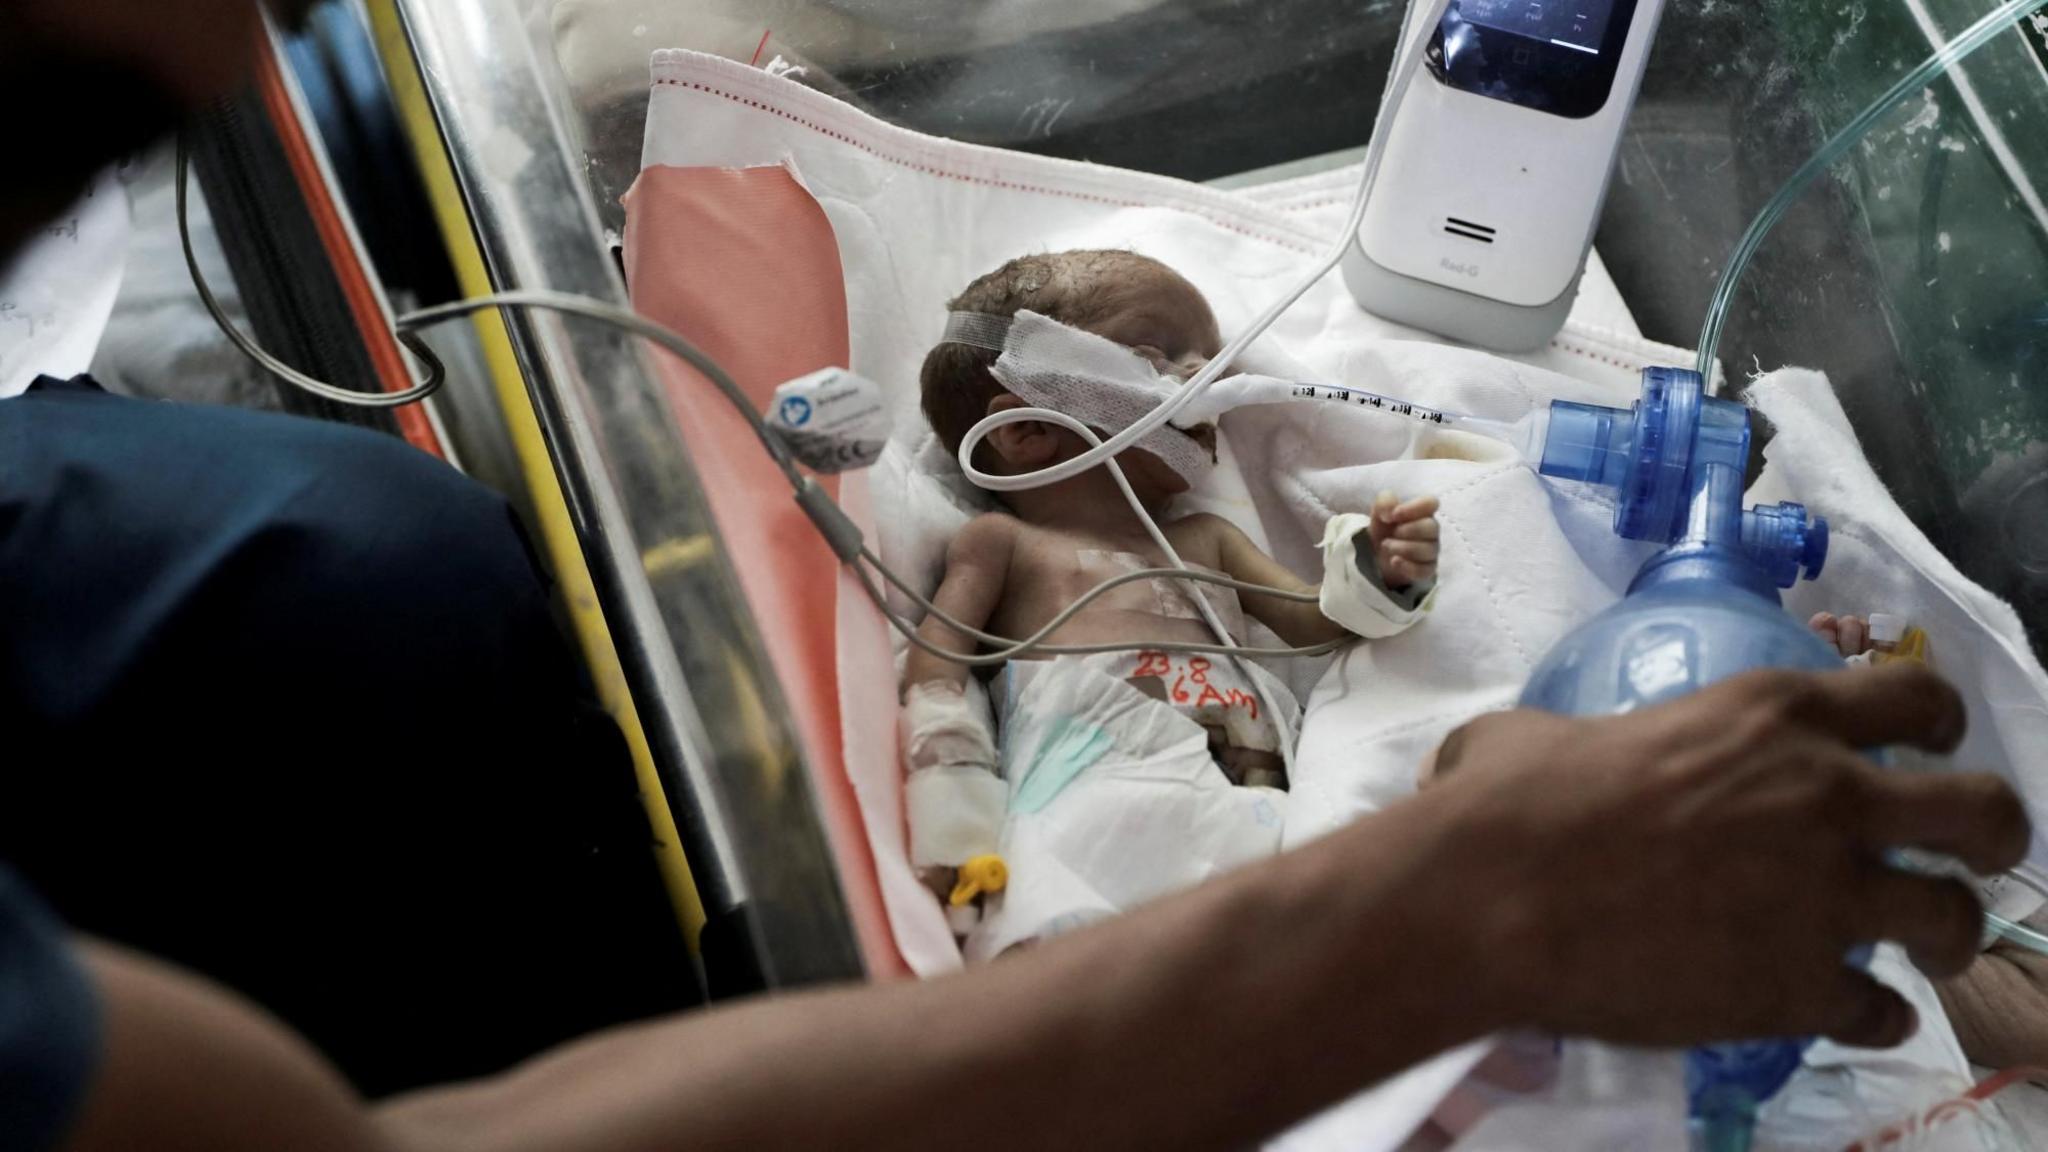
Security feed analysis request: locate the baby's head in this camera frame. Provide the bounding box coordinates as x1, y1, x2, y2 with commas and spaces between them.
919, 250, 1222, 500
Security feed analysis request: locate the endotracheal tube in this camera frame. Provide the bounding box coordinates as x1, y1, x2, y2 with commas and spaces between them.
1168, 372, 1554, 464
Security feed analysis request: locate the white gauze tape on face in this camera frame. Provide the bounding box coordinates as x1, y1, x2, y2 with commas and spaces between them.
1167, 337, 1318, 427
941, 310, 1013, 352
947, 310, 1216, 485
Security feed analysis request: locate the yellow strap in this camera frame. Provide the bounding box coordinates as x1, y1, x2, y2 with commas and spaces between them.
366, 0, 706, 948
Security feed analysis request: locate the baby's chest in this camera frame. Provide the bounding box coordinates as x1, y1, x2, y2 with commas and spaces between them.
1012, 545, 1244, 627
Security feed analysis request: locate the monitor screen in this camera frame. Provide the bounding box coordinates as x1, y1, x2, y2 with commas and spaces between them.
1428, 0, 1639, 118
1457, 0, 1613, 55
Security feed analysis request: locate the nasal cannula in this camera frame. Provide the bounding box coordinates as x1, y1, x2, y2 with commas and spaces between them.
1174, 374, 1553, 463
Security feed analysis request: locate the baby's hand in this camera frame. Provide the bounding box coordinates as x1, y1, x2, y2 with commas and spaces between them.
1809, 612, 1872, 658
1369, 491, 1440, 588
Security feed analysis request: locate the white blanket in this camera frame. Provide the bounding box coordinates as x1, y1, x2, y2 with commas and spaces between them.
639, 49, 2048, 1151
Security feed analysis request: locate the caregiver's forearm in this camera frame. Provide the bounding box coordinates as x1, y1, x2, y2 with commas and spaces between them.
377, 664, 2026, 1152
376, 792, 1498, 1152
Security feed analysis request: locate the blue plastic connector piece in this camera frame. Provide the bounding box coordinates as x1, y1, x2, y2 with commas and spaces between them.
1536, 369, 1827, 587
1689, 1044, 1798, 1137
1539, 370, 1747, 545
1538, 399, 1634, 488
1618, 367, 1704, 544
1742, 502, 1830, 589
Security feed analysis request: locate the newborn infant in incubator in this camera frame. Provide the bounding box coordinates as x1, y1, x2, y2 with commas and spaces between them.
901, 250, 1440, 951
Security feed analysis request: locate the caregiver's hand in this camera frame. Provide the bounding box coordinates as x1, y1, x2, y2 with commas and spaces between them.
1423, 663, 2028, 1051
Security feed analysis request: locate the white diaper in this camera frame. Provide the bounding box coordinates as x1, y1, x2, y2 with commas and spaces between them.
966, 651, 1299, 960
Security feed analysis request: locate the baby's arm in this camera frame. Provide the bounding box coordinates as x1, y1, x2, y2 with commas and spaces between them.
1199, 515, 1351, 648
904, 515, 1016, 689
902, 517, 1015, 910
1198, 495, 1441, 649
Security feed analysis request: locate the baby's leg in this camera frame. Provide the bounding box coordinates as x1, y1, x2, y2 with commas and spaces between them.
1220, 746, 1287, 791
1128, 674, 1287, 788
1195, 715, 1287, 789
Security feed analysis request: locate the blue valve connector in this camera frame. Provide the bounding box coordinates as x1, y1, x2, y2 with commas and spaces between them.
1537, 368, 1827, 589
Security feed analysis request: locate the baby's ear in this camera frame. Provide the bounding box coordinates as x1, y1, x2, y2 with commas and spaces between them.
985, 393, 1059, 467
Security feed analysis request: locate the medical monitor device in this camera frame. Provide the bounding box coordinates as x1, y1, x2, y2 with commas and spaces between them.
1344, 0, 1667, 352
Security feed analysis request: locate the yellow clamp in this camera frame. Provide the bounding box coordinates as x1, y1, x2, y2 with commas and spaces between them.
1873, 626, 1931, 668
950, 854, 1009, 907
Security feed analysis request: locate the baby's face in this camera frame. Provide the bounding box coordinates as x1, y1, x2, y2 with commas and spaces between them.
1081, 264, 1225, 495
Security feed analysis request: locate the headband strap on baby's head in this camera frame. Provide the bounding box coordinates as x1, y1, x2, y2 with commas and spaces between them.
941, 311, 1013, 353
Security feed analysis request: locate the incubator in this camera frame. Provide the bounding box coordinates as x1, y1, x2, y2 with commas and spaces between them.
219, 0, 2048, 1145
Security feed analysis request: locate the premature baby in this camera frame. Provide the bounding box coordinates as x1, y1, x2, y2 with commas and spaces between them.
901, 250, 1440, 945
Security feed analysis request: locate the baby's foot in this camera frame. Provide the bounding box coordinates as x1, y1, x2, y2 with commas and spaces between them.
1219, 745, 1288, 791
918, 865, 960, 905
1809, 612, 1873, 659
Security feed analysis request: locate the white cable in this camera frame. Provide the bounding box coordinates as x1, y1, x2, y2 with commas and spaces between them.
951, 0, 1453, 496
393, 301, 1337, 681
395, 290, 810, 487
176, 137, 448, 408
180, 147, 1363, 689
861, 546, 1317, 645
860, 562, 1344, 668
1048, 410, 1302, 749
177, 229, 1332, 669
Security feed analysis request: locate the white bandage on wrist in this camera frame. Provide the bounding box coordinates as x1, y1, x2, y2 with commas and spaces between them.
1318, 513, 1435, 640
902, 682, 1006, 867
903, 680, 996, 773
906, 766, 1008, 868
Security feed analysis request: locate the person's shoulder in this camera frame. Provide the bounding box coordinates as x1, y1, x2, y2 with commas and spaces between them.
956, 510, 1022, 543
948, 511, 1023, 566
0, 868, 101, 1152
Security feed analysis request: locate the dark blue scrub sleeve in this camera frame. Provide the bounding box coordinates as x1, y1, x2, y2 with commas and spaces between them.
0, 868, 98, 1152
